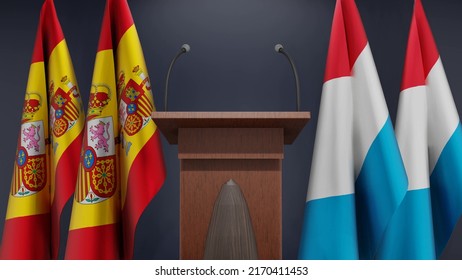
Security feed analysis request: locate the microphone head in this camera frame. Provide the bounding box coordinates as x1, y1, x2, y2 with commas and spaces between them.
274, 44, 284, 53
181, 44, 191, 53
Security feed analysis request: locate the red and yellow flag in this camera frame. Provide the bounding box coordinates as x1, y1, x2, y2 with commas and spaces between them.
1, 0, 84, 259
65, 0, 166, 259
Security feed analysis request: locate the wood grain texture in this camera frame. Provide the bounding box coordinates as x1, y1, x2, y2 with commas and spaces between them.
180, 159, 282, 260
152, 112, 308, 260
178, 128, 283, 159
152, 111, 310, 144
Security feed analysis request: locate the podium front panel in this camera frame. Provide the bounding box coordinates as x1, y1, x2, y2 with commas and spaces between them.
178, 127, 283, 260
151, 112, 310, 260
180, 159, 282, 260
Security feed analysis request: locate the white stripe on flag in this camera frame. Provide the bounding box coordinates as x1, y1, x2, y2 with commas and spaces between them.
396, 86, 430, 191
351, 44, 390, 177
307, 76, 354, 202
427, 58, 460, 172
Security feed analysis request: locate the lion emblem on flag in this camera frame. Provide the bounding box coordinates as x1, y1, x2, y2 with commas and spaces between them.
90, 121, 110, 152
12, 120, 47, 197
75, 117, 116, 204
22, 124, 41, 152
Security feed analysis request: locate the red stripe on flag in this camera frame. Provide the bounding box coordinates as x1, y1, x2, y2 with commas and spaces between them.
76, 165, 84, 202
51, 130, 83, 259
97, 0, 113, 52
324, 0, 368, 82
139, 96, 153, 112
98, 0, 134, 52
17, 167, 21, 194
70, 104, 80, 117
15, 166, 20, 195
65, 223, 120, 260
401, 10, 426, 91
13, 166, 18, 195
112, 0, 134, 46
137, 100, 149, 111
0, 214, 50, 260
65, 104, 79, 120
77, 169, 82, 202
122, 130, 166, 259
63, 111, 77, 122
31, 0, 65, 63
341, 0, 368, 70
324, 0, 350, 82
13, 166, 21, 195
63, 115, 73, 123
414, 0, 439, 78
136, 101, 151, 118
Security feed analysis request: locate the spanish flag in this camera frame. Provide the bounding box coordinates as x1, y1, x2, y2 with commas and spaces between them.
1, 0, 84, 259
65, 0, 166, 259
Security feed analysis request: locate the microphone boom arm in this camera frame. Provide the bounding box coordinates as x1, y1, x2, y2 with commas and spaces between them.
275, 44, 301, 112
164, 44, 190, 111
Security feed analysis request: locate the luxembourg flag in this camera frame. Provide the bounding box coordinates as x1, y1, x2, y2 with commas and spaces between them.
393, 0, 462, 258
298, 0, 407, 259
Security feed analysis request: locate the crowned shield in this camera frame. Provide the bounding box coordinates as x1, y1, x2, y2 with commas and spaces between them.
119, 67, 153, 137
49, 77, 81, 137
12, 120, 47, 197
75, 116, 116, 204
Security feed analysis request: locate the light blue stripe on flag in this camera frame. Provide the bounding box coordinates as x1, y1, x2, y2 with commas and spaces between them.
376, 188, 435, 259
355, 117, 408, 259
430, 123, 462, 256
299, 194, 358, 260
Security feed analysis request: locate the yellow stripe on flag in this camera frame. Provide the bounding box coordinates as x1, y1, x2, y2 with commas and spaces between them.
68, 193, 120, 230
6, 61, 50, 220
25, 62, 49, 126
68, 48, 119, 230
91, 49, 118, 124
6, 150, 51, 220
117, 26, 158, 208
48, 40, 84, 160
48, 40, 85, 205
6, 184, 51, 220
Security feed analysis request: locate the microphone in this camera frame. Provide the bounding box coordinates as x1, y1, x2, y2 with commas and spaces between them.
164, 44, 190, 111
275, 44, 300, 111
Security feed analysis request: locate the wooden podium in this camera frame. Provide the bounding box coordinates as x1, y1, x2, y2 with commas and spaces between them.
152, 112, 310, 259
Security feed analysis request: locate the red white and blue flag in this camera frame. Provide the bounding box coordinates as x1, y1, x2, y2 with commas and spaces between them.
393, 0, 462, 258
298, 0, 407, 259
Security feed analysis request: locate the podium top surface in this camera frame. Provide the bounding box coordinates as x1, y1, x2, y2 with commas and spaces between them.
152, 111, 311, 144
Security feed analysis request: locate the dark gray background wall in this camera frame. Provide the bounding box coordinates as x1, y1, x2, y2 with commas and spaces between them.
0, 0, 461, 259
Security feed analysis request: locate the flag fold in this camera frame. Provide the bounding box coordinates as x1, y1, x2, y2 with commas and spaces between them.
394, 0, 462, 258
1, 0, 84, 260
298, 0, 407, 260
65, 0, 165, 260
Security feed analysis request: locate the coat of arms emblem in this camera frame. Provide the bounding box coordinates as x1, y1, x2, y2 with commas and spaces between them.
118, 66, 153, 137
49, 76, 80, 138
75, 117, 116, 204
12, 120, 47, 197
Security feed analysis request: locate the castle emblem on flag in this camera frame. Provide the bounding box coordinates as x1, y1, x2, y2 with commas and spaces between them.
12, 120, 47, 197
49, 76, 81, 137
118, 66, 153, 137
75, 116, 116, 204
